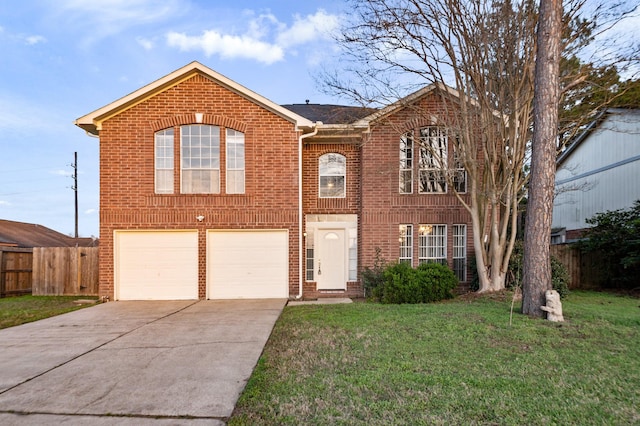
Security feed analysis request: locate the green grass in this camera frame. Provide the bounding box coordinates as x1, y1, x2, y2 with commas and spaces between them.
230, 291, 640, 425
0, 295, 99, 329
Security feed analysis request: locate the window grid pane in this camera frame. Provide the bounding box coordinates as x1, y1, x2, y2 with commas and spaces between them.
154, 129, 174, 194
181, 125, 220, 194
419, 127, 448, 193
226, 129, 245, 194
399, 133, 413, 193
319, 153, 346, 198
399, 224, 413, 264
305, 229, 315, 281
453, 224, 467, 281
418, 224, 446, 264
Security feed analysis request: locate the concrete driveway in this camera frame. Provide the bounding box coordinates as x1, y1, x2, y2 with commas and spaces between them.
0, 299, 286, 425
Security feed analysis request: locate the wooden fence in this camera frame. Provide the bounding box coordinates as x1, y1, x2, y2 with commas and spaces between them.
0, 247, 33, 297
32, 247, 99, 296
550, 244, 602, 289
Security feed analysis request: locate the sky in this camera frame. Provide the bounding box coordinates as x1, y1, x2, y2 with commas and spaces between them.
0, 1, 637, 239
0, 0, 349, 238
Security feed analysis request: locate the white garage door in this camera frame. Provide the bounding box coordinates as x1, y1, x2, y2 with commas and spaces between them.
207, 230, 288, 299
115, 230, 198, 300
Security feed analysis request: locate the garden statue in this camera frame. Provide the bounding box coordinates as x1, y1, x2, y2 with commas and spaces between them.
540, 289, 564, 322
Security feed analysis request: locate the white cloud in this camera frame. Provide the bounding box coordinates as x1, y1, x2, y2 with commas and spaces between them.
25, 35, 47, 45
0, 200, 12, 206
52, 0, 185, 46
84, 208, 98, 215
165, 8, 341, 65
167, 30, 284, 64
50, 169, 72, 177
136, 36, 154, 50
276, 10, 341, 48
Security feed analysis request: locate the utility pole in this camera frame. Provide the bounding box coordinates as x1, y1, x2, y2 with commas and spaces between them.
72, 152, 78, 239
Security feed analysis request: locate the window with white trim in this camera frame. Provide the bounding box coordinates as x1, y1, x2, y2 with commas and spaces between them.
418, 224, 447, 265
226, 129, 245, 194
348, 227, 357, 281
154, 129, 174, 194
181, 125, 220, 194
399, 224, 413, 264
319, 153, 346, 198
399, 133, 413, 193
452, 142, 467, 193
419, 127, 447, 193
453, 224, 467, 281
305, 229, 315, 281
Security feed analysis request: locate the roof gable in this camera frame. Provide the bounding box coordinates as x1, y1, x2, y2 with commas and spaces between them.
557, 108, 640, 167
75, 61, 314, 135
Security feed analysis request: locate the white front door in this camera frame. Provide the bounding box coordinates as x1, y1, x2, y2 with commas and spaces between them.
316, 229, 346, 290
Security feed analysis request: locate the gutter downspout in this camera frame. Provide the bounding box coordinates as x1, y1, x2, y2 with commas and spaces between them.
296, 122, 321, 299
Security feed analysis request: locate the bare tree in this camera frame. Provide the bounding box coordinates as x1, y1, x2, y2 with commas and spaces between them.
522, 0, 564, 317
325, 0, 537, 292
325, 0, 633, 294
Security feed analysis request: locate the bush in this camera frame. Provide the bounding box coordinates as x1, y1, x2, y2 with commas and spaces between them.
361, 247, 386, 300
379, 262, 458, 304
579, 200, 640, 289
550, 256, 570, 298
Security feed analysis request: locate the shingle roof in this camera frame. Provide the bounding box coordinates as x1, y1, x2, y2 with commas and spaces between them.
0, 220, 97, 248
281, 104, 375, 124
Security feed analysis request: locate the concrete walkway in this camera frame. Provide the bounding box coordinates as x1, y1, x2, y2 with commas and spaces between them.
0, 299, 286, 425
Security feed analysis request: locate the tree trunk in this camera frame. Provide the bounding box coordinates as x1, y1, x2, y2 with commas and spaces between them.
522, 0, 563, 317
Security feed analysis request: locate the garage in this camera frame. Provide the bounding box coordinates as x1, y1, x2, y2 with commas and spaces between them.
114, 230, 198, 300
207, 230, 289, 299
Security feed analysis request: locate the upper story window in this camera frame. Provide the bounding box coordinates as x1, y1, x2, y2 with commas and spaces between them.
226, 129, 245, 194
419, 127, 447, 193
155, 129, 174, 194
399, 133, 413, 194
399, 126, 467, 194
319, 153, 346, 198
180, 125, 220, 194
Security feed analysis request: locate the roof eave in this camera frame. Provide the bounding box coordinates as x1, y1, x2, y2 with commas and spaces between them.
75, 61, 313, 136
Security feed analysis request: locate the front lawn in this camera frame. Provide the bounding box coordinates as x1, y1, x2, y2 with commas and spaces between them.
230, 291, 640, 425
0, 295, 99, 329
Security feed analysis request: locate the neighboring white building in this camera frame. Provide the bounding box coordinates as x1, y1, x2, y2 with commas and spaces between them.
552, 108, 640, 243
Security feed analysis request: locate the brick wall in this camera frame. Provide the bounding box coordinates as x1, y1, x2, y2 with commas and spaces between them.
98, 73, 301, 299
359, 93, 475, 285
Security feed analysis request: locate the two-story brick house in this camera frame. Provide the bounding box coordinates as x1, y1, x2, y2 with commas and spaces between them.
76, 61, 473, 300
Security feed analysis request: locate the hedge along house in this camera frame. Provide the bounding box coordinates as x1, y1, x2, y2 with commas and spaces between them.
76, 62, 474, 301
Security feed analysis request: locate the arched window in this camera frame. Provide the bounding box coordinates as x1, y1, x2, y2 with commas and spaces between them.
319, 153, 346, 198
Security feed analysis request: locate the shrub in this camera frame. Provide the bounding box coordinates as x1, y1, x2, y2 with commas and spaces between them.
550, 256, 570, 298
379, 262, 458, 304
579, 200, 640, 289
361, 247, 386, 300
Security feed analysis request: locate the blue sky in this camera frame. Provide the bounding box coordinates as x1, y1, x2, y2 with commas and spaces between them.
1, 1, 636, 238
0, 0, 348, 238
